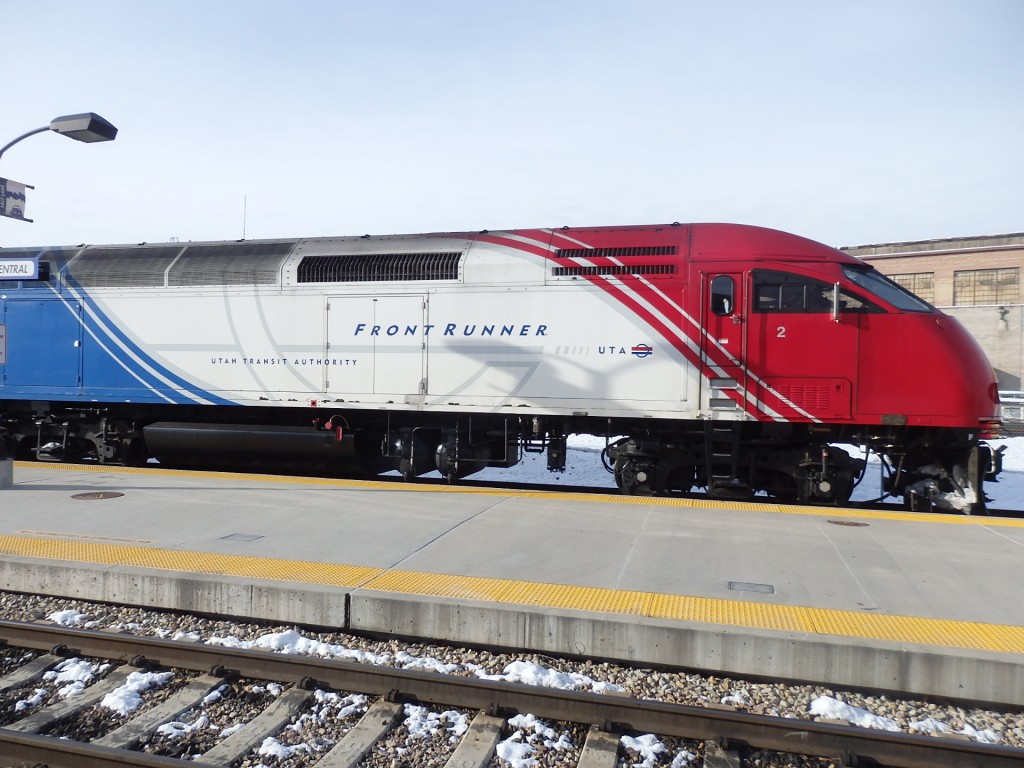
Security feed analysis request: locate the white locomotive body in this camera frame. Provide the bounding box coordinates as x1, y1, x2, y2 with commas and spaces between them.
0, 223, 1002, 512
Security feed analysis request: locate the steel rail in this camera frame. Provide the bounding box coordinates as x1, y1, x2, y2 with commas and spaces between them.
0, 619, 1021, 768
0, 730, 187, 768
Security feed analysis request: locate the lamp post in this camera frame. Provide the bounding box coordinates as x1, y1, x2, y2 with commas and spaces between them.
0, 113, 118, 161
0, 113, 117, 223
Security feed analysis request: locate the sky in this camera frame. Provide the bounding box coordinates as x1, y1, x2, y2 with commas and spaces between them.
1, 1, 1021, 251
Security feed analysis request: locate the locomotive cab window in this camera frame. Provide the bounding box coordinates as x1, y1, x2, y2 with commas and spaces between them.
841, 265, 934, 312
753, 269, 881, 314
710, 275, 735, 315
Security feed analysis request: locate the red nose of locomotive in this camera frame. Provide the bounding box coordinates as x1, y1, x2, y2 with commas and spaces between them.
856, 309, 1000, 434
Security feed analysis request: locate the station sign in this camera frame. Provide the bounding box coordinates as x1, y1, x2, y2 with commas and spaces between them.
0, 256, 39, 280
0, 177, 33, 222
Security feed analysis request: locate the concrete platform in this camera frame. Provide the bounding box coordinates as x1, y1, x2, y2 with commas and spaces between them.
1, 462, 1023, 706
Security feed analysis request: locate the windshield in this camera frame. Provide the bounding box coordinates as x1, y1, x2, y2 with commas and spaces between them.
841, 265, 934, 313
752, 269, 882, 314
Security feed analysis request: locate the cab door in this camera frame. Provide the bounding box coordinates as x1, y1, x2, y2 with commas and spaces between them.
699, 272, 748, 413
743, 269, 860, 422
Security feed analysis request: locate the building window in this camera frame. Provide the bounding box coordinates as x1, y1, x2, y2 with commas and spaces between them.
953, 267, 1019, 306
889, 272, 935, 303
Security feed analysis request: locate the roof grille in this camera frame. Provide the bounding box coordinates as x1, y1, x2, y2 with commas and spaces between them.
297, 252, 462, 283
552, 264, 677, 277
65, 242, 297, 287
556, 245, 677, 258
67, 246, 183, 287
169, 242, 295, 286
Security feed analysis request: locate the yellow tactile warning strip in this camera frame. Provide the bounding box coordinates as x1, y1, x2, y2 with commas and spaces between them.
1, 533, 1023, 654
0, 536, 379, 587
14, 461, 1024, 528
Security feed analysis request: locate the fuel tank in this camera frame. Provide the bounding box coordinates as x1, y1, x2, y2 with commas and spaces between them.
143, 422, 368, 474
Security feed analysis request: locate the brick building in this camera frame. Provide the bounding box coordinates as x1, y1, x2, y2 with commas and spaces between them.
841, 233, 1024, 390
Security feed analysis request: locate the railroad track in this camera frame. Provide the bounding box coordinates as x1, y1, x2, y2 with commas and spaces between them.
0, 620, 1020, 768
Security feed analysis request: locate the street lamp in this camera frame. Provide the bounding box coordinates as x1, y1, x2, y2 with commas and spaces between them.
0, 112, 118, 161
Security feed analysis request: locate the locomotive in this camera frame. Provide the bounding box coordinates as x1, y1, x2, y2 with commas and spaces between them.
0, 222, 1002, 513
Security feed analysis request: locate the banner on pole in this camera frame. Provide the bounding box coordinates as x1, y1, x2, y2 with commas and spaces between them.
0, 177, 34, 222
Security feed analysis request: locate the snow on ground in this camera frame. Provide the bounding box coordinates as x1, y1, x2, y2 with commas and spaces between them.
101, 670, 174, 716
809, 695, 900, 731
207, 628, 623, 695
474, 659, 625, 694
403, 703, 470, 743
43, 658, 111, 699
495, 713, 574, 768
811, 695, 1001, 743
16, 657, 113, 711
47, 609, 94, 627
618, 733, 698, 768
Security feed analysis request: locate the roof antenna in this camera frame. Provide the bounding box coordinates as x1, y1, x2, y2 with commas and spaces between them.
242, 195, 247, 239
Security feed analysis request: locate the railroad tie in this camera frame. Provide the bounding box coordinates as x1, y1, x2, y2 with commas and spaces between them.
194, 685, 313, 765
0, 653, 63, 694
92, 673, 224, 750
313, 698, 404, 768
576, 726, 620, 768
5, 664, 137, 734
442, 712, 504, 768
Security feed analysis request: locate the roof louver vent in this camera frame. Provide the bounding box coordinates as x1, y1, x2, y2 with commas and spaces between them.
297, 252, 462, 283
555, 245, 677, 258
552, 264, 677, 277
169, 242, 296, 286
67, 246, 184, 287
67, 241, 298, 288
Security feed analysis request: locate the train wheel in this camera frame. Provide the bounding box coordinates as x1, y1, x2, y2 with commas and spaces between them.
897, 444, 989, 515
964, 444, 990, 515
660, 464, 697, 496
613, 456, 656, 496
